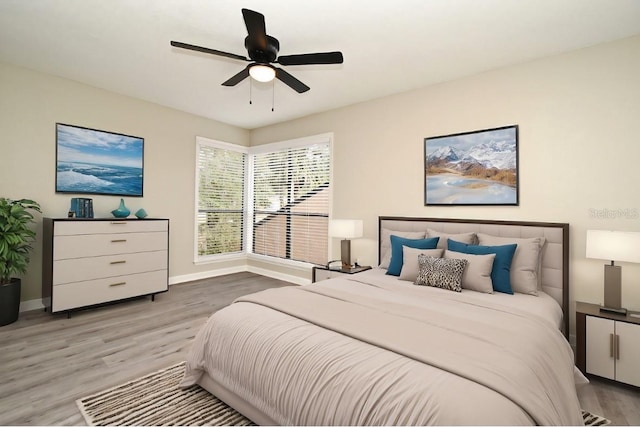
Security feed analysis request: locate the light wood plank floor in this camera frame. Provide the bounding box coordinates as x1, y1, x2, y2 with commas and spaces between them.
1, 272, 638, 425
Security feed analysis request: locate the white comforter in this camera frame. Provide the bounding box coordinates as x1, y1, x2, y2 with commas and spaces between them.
181, 271, 583, 425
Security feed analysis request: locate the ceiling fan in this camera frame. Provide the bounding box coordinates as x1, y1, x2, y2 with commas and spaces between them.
170, 8, 344, 93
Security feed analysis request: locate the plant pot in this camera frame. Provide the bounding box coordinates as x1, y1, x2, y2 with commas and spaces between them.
0, 278, 21, 326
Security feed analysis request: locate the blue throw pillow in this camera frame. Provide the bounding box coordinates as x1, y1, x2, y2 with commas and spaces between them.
387, 235, 440, 276
447, 239, 517, 294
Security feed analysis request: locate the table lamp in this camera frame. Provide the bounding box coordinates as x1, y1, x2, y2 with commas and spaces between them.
586, 229, 640, 314
329, 219, 363, 268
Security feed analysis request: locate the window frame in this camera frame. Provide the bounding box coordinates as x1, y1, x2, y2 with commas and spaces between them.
194, 133, 333, 268
193, 137, 249, 264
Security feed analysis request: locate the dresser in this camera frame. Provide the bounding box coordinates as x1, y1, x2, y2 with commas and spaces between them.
42, 218, 169, 314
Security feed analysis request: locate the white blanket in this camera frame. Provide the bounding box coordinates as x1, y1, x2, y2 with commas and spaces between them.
182, 274, 583, 425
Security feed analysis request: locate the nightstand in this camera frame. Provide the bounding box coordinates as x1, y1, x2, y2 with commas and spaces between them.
312, 265, 372, 283
576, 301, 640, 387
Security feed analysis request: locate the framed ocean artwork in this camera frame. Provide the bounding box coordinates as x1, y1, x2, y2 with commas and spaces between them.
55, 123, 144, 197
424, 125, 519, 206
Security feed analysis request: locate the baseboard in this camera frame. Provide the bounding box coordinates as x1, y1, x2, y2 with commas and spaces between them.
20, 298, 45, 313
172, 265, 310, 286
247, 265, 310, 286
169, 266, 247, 285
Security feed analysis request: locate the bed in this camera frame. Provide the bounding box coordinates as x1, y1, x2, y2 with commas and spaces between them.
181, 216, 584, 425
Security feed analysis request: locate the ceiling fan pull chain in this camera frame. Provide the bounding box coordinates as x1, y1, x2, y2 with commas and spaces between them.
249, 79, 253, 105
272, 79, 275, 112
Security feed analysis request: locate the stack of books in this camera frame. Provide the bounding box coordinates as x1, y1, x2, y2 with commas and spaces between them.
70, 198, 94, 218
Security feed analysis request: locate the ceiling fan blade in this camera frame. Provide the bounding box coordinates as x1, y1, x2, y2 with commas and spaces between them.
170, 41, 248, 62
242, 8, 268, 50
222, 66, 250, 86
277, 51, 344, 66
276, 68, 310, 93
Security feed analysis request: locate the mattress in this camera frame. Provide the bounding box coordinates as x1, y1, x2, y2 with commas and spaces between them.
181, 269, 583, 425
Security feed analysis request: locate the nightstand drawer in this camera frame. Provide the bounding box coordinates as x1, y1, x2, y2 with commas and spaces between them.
314, 269, 339, 282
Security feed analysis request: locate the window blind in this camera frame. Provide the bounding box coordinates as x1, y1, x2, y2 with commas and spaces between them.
196, 141, 246, 257
252, 143, 330, 265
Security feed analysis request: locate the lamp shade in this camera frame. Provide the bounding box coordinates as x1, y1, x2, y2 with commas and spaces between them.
249, 64, 276, 82
586, 230, 640, 264
329, 219, 363, 239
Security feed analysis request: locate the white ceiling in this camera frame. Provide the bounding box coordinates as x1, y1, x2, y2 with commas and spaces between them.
2, 0, 640, 130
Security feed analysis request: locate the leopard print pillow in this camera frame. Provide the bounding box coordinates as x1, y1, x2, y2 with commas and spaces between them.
415, 254, 468, 292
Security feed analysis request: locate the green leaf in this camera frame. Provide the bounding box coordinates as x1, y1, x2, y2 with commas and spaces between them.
0, 197, 40, 282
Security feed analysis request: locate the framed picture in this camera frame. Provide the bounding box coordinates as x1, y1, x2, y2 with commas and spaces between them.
424, 125, 518, 206
55, 123, 144, 197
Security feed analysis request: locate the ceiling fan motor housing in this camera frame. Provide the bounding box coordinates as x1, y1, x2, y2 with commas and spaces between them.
245, 35, 279, 63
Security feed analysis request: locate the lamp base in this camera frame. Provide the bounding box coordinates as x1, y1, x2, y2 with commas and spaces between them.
603, 264, 624, 311
340, 239, 352, 268
599, 305, 628, 315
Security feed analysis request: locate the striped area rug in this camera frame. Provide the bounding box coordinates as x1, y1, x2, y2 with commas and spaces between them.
583, 410, 612, 426
77, 361, 611, 426
76, 362, 253, 426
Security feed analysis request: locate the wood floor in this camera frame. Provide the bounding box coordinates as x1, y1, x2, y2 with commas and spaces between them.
0, 272, 638, 426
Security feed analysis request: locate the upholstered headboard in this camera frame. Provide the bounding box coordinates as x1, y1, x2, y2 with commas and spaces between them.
378, 216, 570, 337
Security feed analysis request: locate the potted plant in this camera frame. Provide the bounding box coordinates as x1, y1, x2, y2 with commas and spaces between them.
0, 198, 41, 326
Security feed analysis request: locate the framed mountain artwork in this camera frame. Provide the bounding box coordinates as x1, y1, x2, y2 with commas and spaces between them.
424, 125, 519, 206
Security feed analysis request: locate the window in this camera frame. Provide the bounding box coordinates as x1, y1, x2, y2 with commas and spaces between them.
195, 138, 247, 259
195, 134, 331, 266
252, 140, 331, 266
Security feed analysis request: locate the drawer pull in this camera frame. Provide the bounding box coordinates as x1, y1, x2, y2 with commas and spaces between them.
111, 221, 127, 225
109, 282, 127, 287
110, 260, 127, 265
111, 239, 127, 243
610, 333, 614, 358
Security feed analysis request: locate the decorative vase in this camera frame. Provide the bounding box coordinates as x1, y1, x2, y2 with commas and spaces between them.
111, 198, 130, 218
135, 208, 148, 219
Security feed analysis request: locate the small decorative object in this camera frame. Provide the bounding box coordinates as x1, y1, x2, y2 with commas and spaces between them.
135, 208, 148, 219
111, 198, 130, 218
70, 197, 93, 218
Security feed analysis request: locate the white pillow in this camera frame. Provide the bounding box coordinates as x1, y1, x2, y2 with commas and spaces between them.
426, 229, 476, 250
379, 229, 425, 268
444, 250, 495, 293
399, 247, 443, 282
477, 233, 546, 296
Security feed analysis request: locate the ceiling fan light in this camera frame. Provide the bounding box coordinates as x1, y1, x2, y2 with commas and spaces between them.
249, 64, 275, 82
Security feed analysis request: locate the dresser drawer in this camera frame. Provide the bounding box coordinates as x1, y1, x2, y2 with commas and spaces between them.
53, 250, 168, 285
52, 270, 168, 312
54, 219, 168, 236
54, 232, 168, 260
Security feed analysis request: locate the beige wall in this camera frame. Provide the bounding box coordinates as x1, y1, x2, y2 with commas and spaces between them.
251, 35, 640, 330
0, 62, 250, 302
3, 33, 640, 335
